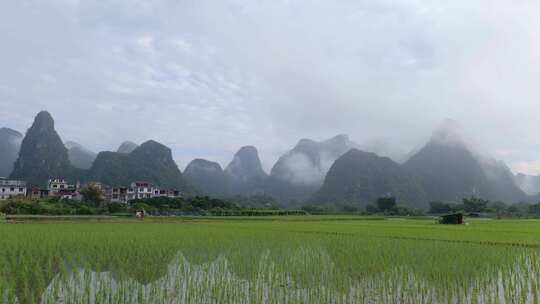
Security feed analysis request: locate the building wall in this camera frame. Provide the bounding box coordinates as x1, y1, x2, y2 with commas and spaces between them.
0, 179, 27, 200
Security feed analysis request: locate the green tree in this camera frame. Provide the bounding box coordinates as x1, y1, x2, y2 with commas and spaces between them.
301, 204, 326, 214
341, 204, 359, 213
528, 203, 540, 215
488, 201, 507, 214
463, 197, 489, 213
80, 185, 104, 207
429, 201, 464, 214
429, 201, 452, 214
365, 204, 378, 214
376, 196, 397, 213
108, 203, 128, 214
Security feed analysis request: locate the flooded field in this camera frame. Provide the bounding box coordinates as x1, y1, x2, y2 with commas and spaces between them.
2, 216, 540, 303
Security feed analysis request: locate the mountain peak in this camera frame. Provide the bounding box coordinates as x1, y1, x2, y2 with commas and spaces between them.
228, 146, 265, 174
296, 138, 318, 148
429, 119, 469, 148
140, 140, 164, 148
65, 141, 97, 170
132, 140, 172, 161
90, 140, 194, 192
325, 134, 350, 145
33, 111, 55, 131
186, 159, 223, 171
312, 147, 427, 208
117, 141, 138, 154
10, 111, 72, 186
225, 146, 267, 195
236, 145, 259, 156
0, 127, 22, 138
342, 148, 377, 159
266, 134, 358, 203
184, 158, 229, 197
0, 128, 23, 177
271, 135, 356, 186
64, 141, 82, 150
405, 121, 526, 202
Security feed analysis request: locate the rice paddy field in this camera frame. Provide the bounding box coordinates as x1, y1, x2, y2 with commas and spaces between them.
2, 216, 540, 303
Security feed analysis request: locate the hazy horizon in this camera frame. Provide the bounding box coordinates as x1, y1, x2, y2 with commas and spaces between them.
3, 1, 540, 175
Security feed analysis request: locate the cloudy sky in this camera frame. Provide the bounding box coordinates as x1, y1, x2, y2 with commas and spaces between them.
2, 0, 540, 174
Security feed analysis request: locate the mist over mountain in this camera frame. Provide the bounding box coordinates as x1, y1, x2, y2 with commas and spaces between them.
184, 159, 229, 197
404, 121, 526, 203
2, 111, 536, 207
271, 135, 357, 186
312, 149, 427, 209
0, 127, 22, 177
225, 146, 267, 196
65, 141, 97, 170
515, 173, 540, 196
267, 135, 357, 203
117, 141, 139, 154
479, 158, 527, 202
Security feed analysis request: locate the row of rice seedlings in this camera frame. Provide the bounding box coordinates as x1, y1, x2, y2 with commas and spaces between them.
34, 250, 540, 304
2, 220, 540, 303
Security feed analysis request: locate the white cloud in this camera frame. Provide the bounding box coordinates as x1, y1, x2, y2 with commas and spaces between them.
2, 0, 540, 173
511, 162, 540, 176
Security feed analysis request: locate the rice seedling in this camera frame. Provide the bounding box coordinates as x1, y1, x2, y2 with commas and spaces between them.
1, 217, 540, 303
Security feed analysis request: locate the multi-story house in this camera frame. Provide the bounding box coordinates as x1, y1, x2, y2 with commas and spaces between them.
106, 182, 181, 203
126, 187, 136, 201
131, 182, 155, 199
0, 177, 180, 203
106, 187, 135, 204
30, 187, 49, 200
158, 189, 181, 198
48, 179, 78, 199
0, 178, 27, 200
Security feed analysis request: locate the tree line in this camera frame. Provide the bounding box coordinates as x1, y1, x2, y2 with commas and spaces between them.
0, 194, 305, 216
428, 196, 540, 216
302, 197, 424, 216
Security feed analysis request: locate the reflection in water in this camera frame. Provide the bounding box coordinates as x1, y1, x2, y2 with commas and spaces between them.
35, 252, 540, 304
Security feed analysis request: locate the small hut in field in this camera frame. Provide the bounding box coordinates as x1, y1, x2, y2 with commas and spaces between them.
439, 213, 464, 224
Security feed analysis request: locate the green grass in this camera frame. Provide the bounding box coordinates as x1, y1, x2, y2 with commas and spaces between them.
1, 216, 540, 303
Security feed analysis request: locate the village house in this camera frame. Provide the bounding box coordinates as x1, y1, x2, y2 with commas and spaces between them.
48, 178, 79, 200
30, 187, 49, 200
159, 189, 181, 198
0, 178, 27, 200
105, 186, 135, 204
105, 183, 181, 204
1, 177, 181, 204
132, 181, 155, 199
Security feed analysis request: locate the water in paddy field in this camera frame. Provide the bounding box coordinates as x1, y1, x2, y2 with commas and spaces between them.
2, 251, 537, 304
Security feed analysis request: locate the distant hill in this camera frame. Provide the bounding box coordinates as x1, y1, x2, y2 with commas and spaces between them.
268, 135, 357, 204
117, 141, 138, 154
184, 159, 229, 197
9, 111, 195, 194
480, 158, 527, 202
89, 140, 195, 193
404, 121, 526, 203
225, 146, 267, 196
7, 112, 533, 206
10, 111, 76, 187
65, 141, 97, 170
312, 149, 427, 208
0, 128, 22, 177
515, 173, 540, 196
